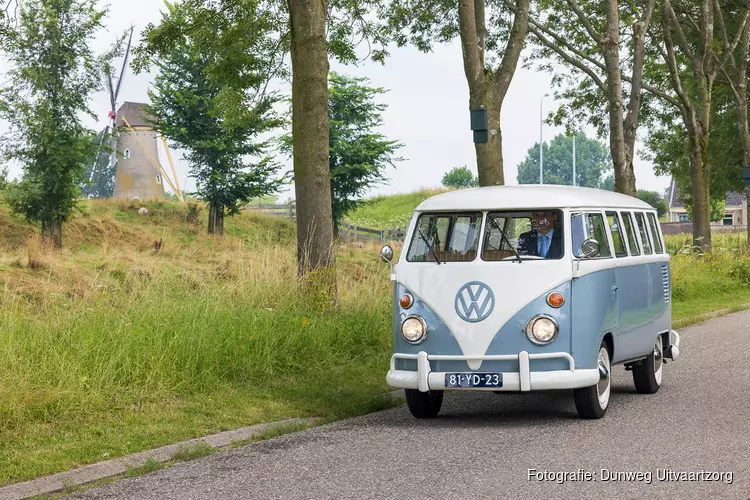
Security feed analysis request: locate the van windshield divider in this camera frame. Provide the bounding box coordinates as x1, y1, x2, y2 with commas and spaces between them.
416, 226, 441, 265
487, 215, 522, 263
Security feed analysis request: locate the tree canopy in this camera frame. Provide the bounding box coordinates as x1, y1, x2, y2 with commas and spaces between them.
327, 73, 402, 228
281, 72, 403, 229
442, 166, 479, 189
80, 129, 116, 199
0, 0, 108, 248
145, 1, 284, 236
517, 133, 613, 189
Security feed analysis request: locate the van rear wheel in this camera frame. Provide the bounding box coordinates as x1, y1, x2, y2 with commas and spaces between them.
405, 389, 443, 418
632, 337, 663, 394
573, 341, 611, 419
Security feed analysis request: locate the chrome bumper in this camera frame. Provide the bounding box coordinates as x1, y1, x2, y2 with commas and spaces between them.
665, 330, 681, 360
386, 351, 599, 392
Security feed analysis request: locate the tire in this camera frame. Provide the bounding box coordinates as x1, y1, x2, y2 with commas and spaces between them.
632, 337, 663, 394
405, 389, 444, 418
573, 340, 611, 419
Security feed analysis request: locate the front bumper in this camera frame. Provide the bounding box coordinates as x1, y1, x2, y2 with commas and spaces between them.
386, 351, 599, 392
665, 330, 681, 360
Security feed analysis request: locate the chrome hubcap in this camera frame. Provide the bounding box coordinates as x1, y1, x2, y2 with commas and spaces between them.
596, 347, 611, 409
654, 340, 664, 385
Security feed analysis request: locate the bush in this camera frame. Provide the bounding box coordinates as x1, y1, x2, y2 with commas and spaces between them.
442, 166, 478, 189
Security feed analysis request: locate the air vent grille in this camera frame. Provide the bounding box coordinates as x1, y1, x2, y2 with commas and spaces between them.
662, 265, 670, 303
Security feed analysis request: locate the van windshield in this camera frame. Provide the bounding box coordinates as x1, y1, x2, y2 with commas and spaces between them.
483, 210, 564, 261
406, 212, 482, 262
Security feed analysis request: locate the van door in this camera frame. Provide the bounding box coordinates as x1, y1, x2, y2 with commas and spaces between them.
571, 211, 618, 345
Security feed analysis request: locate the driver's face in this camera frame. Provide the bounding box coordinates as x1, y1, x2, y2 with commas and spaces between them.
532, 211, 556, 234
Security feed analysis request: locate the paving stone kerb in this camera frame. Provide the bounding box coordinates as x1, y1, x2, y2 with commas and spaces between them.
0, 418, 318, 500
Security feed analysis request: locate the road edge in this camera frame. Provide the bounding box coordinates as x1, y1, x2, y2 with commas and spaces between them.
1, 390, 405, 500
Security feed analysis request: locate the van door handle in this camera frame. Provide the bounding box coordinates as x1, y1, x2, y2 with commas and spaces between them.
612, 285, 618, 294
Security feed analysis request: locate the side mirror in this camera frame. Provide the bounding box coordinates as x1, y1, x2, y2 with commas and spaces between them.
380, 244, 394, 263
579, 238, 600, 259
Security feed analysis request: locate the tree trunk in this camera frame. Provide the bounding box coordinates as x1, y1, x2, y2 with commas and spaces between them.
288, 0, 337, 302
602, 0, 637, 197
458, 0, 528, 187
732, 17, 750, 248
472, 80, 504, 186
687, 125, 712, 251
41, 216, 63, 250
660, 0, 714, 251
737, 90, 750, 249
208, 201, 225, 236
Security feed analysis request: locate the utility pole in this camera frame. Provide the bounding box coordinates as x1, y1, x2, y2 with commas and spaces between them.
573, 134, 576, 186
539, 94, 548, 184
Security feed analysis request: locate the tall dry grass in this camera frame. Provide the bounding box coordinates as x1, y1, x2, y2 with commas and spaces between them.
0, 200, 392, 445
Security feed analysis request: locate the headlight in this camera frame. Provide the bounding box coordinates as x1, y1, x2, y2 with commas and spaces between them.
402, 316, 427, 344
525, 314, 559, 345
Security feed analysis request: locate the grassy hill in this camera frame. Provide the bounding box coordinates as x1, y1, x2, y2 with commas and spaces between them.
344, 188, 450, 229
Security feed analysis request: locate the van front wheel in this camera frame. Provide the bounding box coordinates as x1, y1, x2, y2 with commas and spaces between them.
405, 389, 443, 418
632, 338, 663, 394
573, 341, 611, 419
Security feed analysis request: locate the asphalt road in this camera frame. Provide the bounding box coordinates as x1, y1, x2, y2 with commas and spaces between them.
68, 310, 750, 500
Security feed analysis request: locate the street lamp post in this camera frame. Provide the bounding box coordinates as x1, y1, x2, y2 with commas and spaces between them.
540, 94, 549, 184
572, 134, 576, 186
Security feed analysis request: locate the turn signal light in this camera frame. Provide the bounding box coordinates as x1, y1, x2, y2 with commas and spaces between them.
547, 292, 565, 308
400, 293, 414, 309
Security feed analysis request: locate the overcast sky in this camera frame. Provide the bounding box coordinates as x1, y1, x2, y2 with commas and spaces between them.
1, 0, 670, 200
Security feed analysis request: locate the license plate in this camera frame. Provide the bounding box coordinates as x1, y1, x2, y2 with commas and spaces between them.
445, 372, 503, 388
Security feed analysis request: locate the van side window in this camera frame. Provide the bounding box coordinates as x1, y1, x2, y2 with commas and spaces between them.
634, 212, 653, 255
620, 212, 640, 256
606, 212, 628, 258
647, 213, 664, 254
571, 212, 612, 258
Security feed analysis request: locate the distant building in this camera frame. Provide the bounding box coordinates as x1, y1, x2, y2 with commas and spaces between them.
112, 102, 166, 201
667, 178, 747, 226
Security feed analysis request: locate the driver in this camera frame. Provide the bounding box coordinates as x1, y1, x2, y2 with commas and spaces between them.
517, 210, 562, 259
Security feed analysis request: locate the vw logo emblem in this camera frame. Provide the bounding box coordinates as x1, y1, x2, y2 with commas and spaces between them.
455, 281, 495, 323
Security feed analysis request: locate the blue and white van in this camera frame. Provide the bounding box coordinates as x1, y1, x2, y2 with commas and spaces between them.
380, 185, 681, 419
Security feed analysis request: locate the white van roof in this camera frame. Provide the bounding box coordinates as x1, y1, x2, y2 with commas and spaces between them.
416, 185, 654, 212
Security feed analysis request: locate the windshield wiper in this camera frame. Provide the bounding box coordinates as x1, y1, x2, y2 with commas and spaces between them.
416, 227, 441, 265
487, 216, 523, 263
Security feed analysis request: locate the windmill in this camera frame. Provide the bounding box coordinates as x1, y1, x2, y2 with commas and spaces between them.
85, 26, 184, 203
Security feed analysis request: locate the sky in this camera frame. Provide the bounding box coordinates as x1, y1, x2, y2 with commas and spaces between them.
1, 0, 671, 201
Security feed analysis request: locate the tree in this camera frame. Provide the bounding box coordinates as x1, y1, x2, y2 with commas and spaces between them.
644, 0, 749, 250
80, 129, 116, 199
136, 0, 390, 303
385, 0, 530, 186
645, 91, 744, 226
714, 1, 750, 246
442, 166, 479, 189
143, 3, 283, 236
637, 190, 667, 218
525, 0, 658, 198
281, 73, 402, 229
517, 133, 613, 189
288, 0, 336, 285
327, 73, 402, 229
0, 0, 107, 249
0, 0, 19, 43
0, 167, 8, 193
